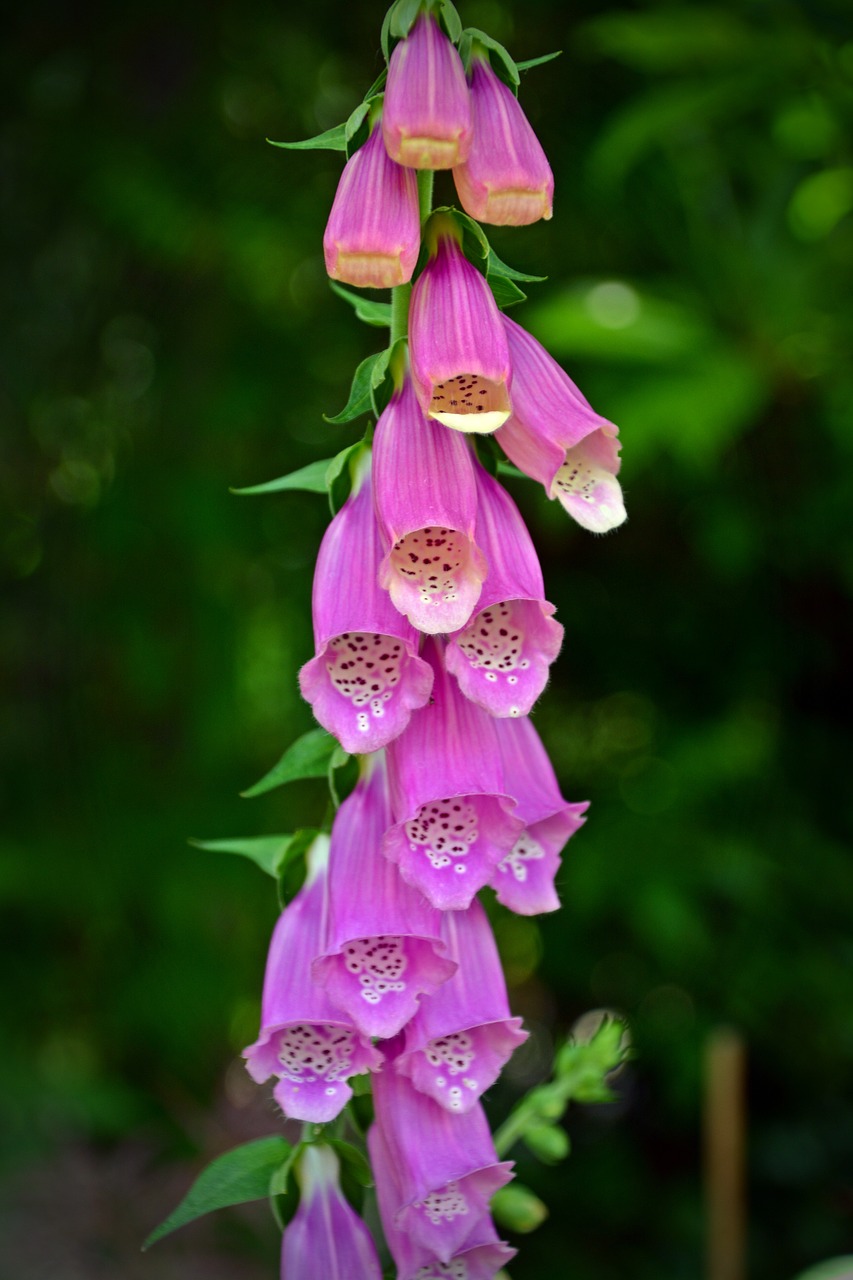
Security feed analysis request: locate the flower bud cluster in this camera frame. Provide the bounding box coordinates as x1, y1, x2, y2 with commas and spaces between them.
249, 5, 627, 1276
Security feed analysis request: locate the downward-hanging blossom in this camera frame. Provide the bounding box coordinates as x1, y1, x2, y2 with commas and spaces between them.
373, 370, 487, 635
445, 462, 563, 718
298, 459, 433, 753
313, 754, 456, 1040
370, 1041, 514, 1263
409, 214, 512, 433
281, 1144, 382, 1280
384, 637, 523, 911
453, 51, 554, 226
490, 714, 589, 915
382, 10, 473, 169
323, 112, 421, 289
396, 897, 527, 1113
242, 836, 381, 1122
370, 1118, 516, 1280
497, 313, 626, 532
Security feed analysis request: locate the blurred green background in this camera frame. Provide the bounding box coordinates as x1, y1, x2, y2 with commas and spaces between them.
3, 0, 852, 1276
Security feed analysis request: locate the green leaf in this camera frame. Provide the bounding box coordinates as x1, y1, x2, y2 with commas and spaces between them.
460, 28, 520, 92
269, 1142, 302, 1231
241, 728, 342, 798
486, 248, 546, 285
230, 458, 330, 496
267, 125, 347, 152
188, 834, 295, 878
325, 351, 389, 425
388, 0, 422, 40
329, 282, 393, 327
327, 1139, 374, 1188
344, 100, 376, 159
516, 50, 562, 73
438, 0, 462, 43
144, 1137, 292, 1248
488, 274, 527, 308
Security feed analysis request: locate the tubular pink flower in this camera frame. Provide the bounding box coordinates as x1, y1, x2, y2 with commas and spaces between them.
370, 1120, 516, 1280
323, 117, 420, 289
490, 715, 589, 915
242, 837, 381, 1123
497, 313, 627, 532
452, 54, 554, 226
370, 1047, 514, 1263
384, 637, 522, 911
409, 222, 512, 433
445, 464, 563, 717
281, 1144, 382, 1280
299, 464, 433, 753
313, 755, 455, 1039
396, 898, 527, 1114
382, 11, 473, 170
373, 374, 487, 635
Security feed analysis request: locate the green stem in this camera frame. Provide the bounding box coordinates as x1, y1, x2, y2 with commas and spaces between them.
388, 169, 435, 347
417, 168, 434, 225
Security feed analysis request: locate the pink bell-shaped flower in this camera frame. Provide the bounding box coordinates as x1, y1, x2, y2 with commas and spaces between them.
446, 463, 563, 717
373, 372, 487, 635
281, 1143, 382, 1280
382, 11, 473, 169
409, 216, 512, 433
370, 1116, 516, 1280
396, 897, 527, 1113
490, 715, 589, 915
384, 637, 522, 911
298, 460, 433, 753
497, 313, 627, 532
370, 1042, 514, 1263
453, 53, 554, 226
323, 114, 421, 289
313, 754, 455, 1040
242, 836, 381, 1123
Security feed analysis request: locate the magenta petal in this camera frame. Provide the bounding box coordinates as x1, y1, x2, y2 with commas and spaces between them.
323, 120, 420, 288
299, 469, 433, 752
242, 838, 381, 1122
384, 638, 522, 910
497, 314, 627, 531
490, 716, 589, 915
370, 1122, 516, 1280
397, 899, 527, 1113
313, 757, 455, 1039
382, 12, 473, 170
409, 229, 512, 433
282, 1144, 381, 1280
453, 56, 553, 227
446, 465, 563, 717
373, 376, 487, 634
370, 1063, 514, 1263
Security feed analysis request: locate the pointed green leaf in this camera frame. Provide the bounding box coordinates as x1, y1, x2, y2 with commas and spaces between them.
230, 458, 330, 496
267, 125, 347, 152
516, 50, 562, 73
460, 28, 520, 92
144, 1137, 292, 1248
188, 834, 295, 878
329, 282, 393, 327
241, 728, 340, 798
325, 351, 389, 424
488, 274, 527, 309
486, 248, 546, 285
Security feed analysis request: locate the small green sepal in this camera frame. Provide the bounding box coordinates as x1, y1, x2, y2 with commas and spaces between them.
459, 29, 520, 94
143, 1137, 292, 1248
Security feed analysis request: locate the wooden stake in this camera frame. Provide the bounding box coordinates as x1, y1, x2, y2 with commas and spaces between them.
704, 1027, 746, 1280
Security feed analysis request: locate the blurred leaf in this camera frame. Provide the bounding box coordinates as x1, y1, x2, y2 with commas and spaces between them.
528, 282, 714, 363
788, 167, 853, 241
267, 126, 346, 152
329, 282, 392, 327
241, 729, 342, 798
188, 834, 294, 877
580, 8, 755, 72
144, 1137, 291, 1248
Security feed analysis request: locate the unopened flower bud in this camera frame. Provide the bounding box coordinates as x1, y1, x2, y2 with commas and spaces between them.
383, 10, 473, 169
